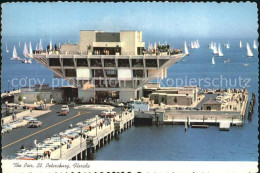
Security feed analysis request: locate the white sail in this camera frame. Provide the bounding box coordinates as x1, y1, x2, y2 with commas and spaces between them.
213, 42, 218, 54
39, 39, 43, 51
191, 42, 194, 49
210, 41, 214, 50
226, 41, 230, 49
240, 41, 242, 48
247, 42, 254, 57
23, 42, 29, 57
29, 41, 33, 55
36, 44, 39, 50
218, 43, 223, 56
253, 40, 257, 49
11, 46, 21, 60
196, 40, 200, 48
18, 41, 21, 48
184, 41, 189, 55
212, 57, 215, 65
49, 41, 52, 51
6, 42, 9, 53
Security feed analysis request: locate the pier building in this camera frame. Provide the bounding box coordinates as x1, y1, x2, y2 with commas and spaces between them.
30, 30, 185, 102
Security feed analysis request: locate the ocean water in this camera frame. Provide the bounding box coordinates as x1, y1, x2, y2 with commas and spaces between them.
1, 36, 258, 161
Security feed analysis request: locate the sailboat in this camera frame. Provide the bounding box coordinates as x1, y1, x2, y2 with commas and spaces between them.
246, 42, 254, 57
29, 41, 33, 55
239, 41, 242, 48
22, 59, 28, 63
49, 41, 52, 51
218, 43, 224, 56
253, 40, 257, 50
23, 42, 29, 57
5, 42, 9, 53
18, 41, 21, 48
39, 39, 43, 51
226, 41, 230, 49
212, 57, 215, 65
10, 46, 21, 60
213, 43, 218, 54
27, 59, 32, 64
191, 41, 194, 49
184, 41, 189, 55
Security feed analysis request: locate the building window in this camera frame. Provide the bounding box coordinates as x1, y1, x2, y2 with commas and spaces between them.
104, 59, 116, 67
118, 59, 130, 67
146, 59, 157, 67
106, 70, 117, 77
132, 59, 143, 67
63, 59, 74, 66
90, 59, 102, 67
65, 69, 76, 77
92, 69, 104, 77
77, 59, 88, 67
137, 47, 144, 55
94, 80, 106, 88
133, 70, 144, 78
49, 58, 61, 66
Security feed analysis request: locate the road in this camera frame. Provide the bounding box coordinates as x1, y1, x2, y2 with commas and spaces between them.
1, 104, 120, 158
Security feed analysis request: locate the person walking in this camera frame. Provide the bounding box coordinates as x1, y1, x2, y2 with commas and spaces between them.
30, 108, 32, 113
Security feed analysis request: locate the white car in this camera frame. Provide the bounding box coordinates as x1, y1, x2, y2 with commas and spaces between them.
2, 124, 12, 133
61, 105, 69, 112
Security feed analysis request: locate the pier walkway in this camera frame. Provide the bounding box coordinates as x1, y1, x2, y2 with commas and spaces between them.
33, 111, 134, 160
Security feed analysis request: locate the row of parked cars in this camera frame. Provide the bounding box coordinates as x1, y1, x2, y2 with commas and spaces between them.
1, 116, 43, 134
15, 117, 104, 160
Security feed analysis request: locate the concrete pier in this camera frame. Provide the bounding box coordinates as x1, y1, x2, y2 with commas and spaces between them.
49, 110, 134, 160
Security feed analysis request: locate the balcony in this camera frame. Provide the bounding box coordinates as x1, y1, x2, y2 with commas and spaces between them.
77, 59, 88, 67
104, 59, 116, 67
133, 70, 144, 78
49, 58, 61, 66
63, 59, 74, 67
132, 59, 143, 67
145, 59, 157, 67
92, 69, 104, 77
90, 59, 102, 67
118, 59, 130, 67
65, 69, 76, 77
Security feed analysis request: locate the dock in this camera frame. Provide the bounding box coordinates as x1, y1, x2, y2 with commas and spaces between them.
47, 111, 134, 160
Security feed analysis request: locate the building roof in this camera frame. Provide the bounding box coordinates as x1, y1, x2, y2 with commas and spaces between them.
203, 99, 222, 105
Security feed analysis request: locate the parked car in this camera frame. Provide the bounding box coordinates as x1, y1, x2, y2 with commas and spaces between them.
1, 124, 12, 133
23, 116, 37, 122
29, 120, 42, 128
61, 105, 69, 112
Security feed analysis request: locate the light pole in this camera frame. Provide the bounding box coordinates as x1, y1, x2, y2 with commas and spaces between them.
5, 101, 8, 117
59, 132, 63, 159
33, 139, 38, 160
96, 115, 98, 136
80, 125, 83, 148
23, 97, 26, 105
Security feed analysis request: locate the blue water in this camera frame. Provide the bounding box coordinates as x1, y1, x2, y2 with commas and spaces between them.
1, 36, 258, 161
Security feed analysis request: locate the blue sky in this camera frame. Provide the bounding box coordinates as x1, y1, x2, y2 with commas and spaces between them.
1, 2, 258, 39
